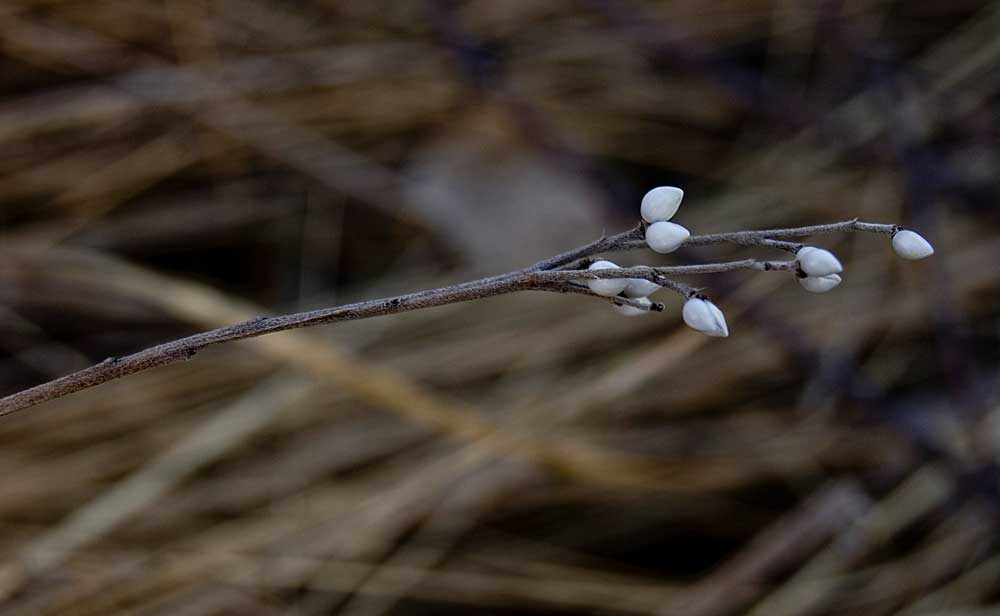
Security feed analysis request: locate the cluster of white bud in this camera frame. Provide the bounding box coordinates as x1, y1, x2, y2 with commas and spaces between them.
794, 228, 934, 293
613, 186, 730, 333
578, 187, 688, 318
640, 187, 728, 336
585, 260, 661, 317
642, 187, 690, 254
586, 186, 937, 339
795, 246, 844, 294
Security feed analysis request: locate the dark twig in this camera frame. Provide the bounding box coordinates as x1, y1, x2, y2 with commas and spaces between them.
523, 225, 644, 272
616, 219, 897, 252
552, 220, 898, 270
0, 220, 896, 418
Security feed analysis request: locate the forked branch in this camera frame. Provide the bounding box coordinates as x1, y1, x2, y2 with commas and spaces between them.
0, 207, 931, 418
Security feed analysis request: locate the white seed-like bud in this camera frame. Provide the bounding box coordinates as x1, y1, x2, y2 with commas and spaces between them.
682, 297, 729, 337
797, 246, 842, 277
645, 221, 690, 254
640, 186, 684, 223
614, 297, 653, 316
799, 273, 842, 293
624, 278, 661, 298
892, 230, 934, 260
586, 260, 629, 297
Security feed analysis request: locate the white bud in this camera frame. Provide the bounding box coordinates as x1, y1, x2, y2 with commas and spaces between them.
586, 260, 628, 297
624, 278, 661, 298
682, 297, 729, 337
645, 221, 690, 254
798, 273, 842, 293
797, 246, 842, 277
614, 297, 653, 317
640, 186, 684, 223
892, 230, 934, 260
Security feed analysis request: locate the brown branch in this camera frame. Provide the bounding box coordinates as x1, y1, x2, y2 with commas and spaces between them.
0, 220, 897, 418
547, 219, 898, 271
523, 224, 644, 272
613, 219, 898, 254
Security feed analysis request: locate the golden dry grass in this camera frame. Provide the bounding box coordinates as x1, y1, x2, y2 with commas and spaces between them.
0, 1, 998, 614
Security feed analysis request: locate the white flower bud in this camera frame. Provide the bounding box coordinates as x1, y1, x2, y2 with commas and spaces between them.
645, 221, 690, 254
682, 297, 729, 337
797, 246, 842, 277
586, 260, 628, 297
798, 273, 842, 293
614, 297, 653, 317
640, 186, 684, 223
624, 278, 661, 298
892, 230, 934, 260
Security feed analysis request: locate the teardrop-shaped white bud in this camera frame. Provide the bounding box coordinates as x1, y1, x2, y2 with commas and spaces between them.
682, 297, 729, 337
586, 260, 629, 297
799, 273, 842, 293
614, 297, 653, 317
797, 246, 842, 277
892, 230, 934, 260
640, 186, 684, 223
645, 221, 690, 254
624, 278, 661, 298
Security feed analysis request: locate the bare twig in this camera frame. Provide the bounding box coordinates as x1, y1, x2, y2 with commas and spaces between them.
0, 219, 900, 418
523, 225, 644, 272
541, 220, 898, 271
615, 219, 898, 253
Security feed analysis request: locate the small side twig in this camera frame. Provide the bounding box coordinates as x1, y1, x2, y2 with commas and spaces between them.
615, 219, 896, 253
523, 224, 644, 272
547, 220, 899, 271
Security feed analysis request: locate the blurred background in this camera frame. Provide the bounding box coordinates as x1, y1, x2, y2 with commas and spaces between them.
0, 1, 998, 614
